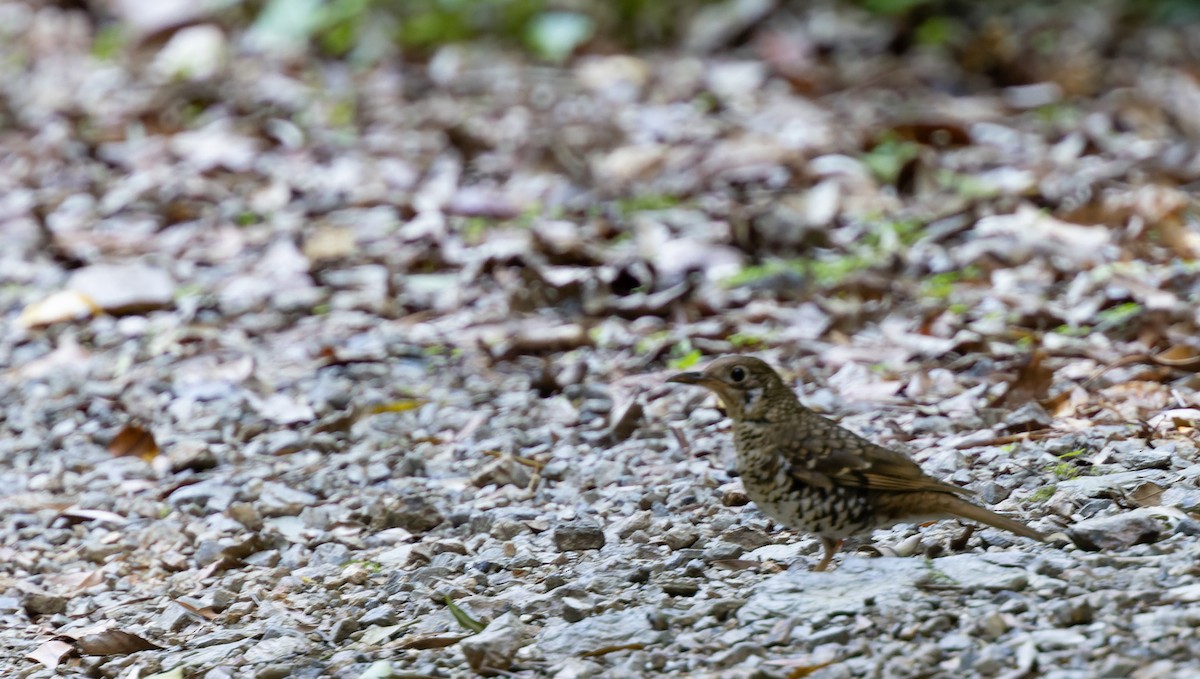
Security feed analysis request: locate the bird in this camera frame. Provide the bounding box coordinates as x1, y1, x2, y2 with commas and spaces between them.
667, 355, 1046, 571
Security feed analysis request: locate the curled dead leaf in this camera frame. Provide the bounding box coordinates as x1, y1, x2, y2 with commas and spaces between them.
17, 290, 102, 328
1153, 345, 1200, 368
108, 424, 159, 462
55, 624, 161, 656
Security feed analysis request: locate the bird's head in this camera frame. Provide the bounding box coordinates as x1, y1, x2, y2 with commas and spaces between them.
667, 355, 791, 421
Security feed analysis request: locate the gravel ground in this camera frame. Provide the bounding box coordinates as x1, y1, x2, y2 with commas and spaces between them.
5, 2, 1200, 678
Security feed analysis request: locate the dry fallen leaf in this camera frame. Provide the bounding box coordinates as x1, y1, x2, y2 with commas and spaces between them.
171, 598, 220, 621
397, 632, 469, 650
1153, 345, 1200, 368
108, 424, 159, 462
49, 623, 161, 658
992, 349, 1053, 408
1129, 482, 1165, 507
54, 508, 129, 527
579, 643, 646, 658
25, 640, 75, 670
17, 290, 101, 328
195, 534, 273, 578
70, 628, 161, 656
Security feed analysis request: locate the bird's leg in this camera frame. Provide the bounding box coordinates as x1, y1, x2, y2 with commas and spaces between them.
814, 537, 843, 572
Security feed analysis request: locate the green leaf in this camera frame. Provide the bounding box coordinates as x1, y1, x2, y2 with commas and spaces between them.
1095, 302, 1142, 326
668, 348, 702, 371
727, 332, 763, 348
368, 399, 427, 414
862, 137, 922, 184
444, 595, 486, 634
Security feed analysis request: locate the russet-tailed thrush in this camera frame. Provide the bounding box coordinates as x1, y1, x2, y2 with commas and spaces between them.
669, 356, 1046, 571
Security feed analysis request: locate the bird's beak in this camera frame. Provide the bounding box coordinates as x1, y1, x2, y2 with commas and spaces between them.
667, 371, 706, 385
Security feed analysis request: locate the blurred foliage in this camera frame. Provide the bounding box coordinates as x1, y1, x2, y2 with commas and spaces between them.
231, 0, 1200, 63
249, 0, 720, 60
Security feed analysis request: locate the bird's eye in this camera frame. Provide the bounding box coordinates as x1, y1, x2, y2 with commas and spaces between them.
730, 366, 746, 382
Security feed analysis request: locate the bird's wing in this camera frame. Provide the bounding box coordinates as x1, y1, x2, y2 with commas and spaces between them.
779, 413, 972, 496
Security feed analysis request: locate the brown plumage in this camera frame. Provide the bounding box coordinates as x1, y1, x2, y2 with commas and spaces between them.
668, 355, 1046, 571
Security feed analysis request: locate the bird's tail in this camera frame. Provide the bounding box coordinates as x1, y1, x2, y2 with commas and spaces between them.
941, 496, 1047, 542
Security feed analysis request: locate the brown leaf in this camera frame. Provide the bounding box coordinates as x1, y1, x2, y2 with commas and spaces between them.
109, 424, 159, 461
992, 349, 1053, 408
1153, 345, 1200, 368
59, 626, 161, 656
580, 643, 646, 658
196, 534, 273, 578
1129, 482, 1165, 507
1154, 213, 1199, 259
171, 598, 220, 621
397, 633, 469, 650
608, 399, 644, 444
